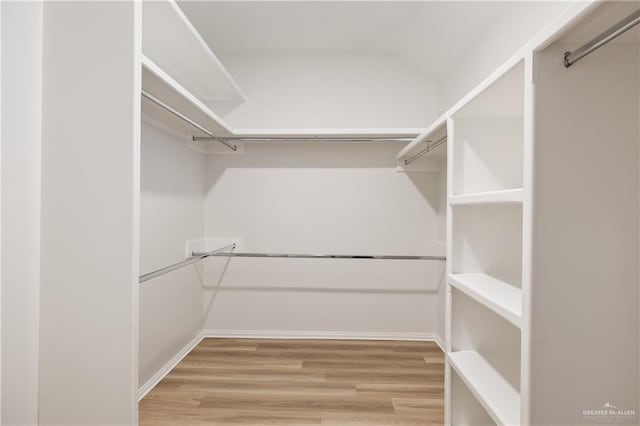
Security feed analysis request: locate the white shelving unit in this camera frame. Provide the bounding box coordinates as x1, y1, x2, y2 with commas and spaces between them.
446, 59, 528, 425
140, 1, 427, 152
142, 0, 245, 111
440, 3, 640, 424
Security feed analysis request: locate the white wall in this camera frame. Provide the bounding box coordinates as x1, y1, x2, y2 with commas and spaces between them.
219, 53, 439, 129
39, 2, 140, 424
202, 143, 446, 338
439, 1, 574, 112
532, 35, 639, 425
1, 2, 42, 424
139, 119, 206, 387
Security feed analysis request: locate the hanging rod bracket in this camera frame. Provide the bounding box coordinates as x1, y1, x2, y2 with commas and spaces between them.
403, 135, 447, 166
139, 243, 236, 284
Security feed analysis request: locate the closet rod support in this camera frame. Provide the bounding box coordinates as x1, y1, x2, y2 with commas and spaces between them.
193, 252, 446, 261
139, 243, 236, 284
404, 136, 447, 165
141, 90, 236, 151
564, 8, 640, 67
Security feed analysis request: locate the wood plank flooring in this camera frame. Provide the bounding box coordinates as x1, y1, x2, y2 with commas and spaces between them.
139, 338, 444, 425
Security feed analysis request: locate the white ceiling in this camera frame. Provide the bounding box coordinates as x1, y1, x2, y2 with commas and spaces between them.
178, 1, 509, 79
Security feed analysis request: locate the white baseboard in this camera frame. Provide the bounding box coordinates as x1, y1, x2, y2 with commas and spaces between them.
137, 332, 204, 401
201, 329, 444, 343
138, 329, 446, 400
432, 333, 446, 352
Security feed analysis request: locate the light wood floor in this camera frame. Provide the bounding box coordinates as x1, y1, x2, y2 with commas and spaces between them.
139, 338, 445, 426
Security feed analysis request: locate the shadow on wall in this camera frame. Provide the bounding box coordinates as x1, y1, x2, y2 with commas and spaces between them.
199, 254, 232, 327
206, 142, 400, 178
199, 255, 448, 324
204, 142, 442, 206
141, 119, 206, 196
405, 170, 441, 212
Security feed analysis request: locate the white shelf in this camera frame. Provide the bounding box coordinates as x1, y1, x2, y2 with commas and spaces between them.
450, 189, 523, 206
141, 56, 233, 137
448, 351, 521, 426
449, 273, 522, 328
140, 45, 427, 144
142, 0, 245, 105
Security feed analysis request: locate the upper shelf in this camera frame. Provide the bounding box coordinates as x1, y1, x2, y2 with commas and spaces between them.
142, 0, 246, 108
142, 55, 233, 137
141, 58, 424, 143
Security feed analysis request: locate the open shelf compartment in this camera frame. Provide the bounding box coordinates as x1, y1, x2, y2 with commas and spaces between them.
450, 371, 496, 426
142, 0, 245, 114
448, 351, 520, 426
450, 290, 521, 425
452, 204, 523, 287
452, 61, 524, 196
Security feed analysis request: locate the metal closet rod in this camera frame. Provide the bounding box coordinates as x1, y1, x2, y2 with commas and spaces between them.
193, 251, 446, 261
141, 90, 237, 152
192, 135, 418, 143
564, 8, 640, 67
139, 243, 236, 284
404, 135, 447, 165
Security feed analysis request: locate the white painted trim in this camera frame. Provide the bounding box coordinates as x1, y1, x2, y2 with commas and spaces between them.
201, 329, 443, 343
132, 2, 142, 421
137, 332, 204, 401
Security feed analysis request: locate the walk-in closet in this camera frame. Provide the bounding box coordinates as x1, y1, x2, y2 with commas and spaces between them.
1, 1, 639, 425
